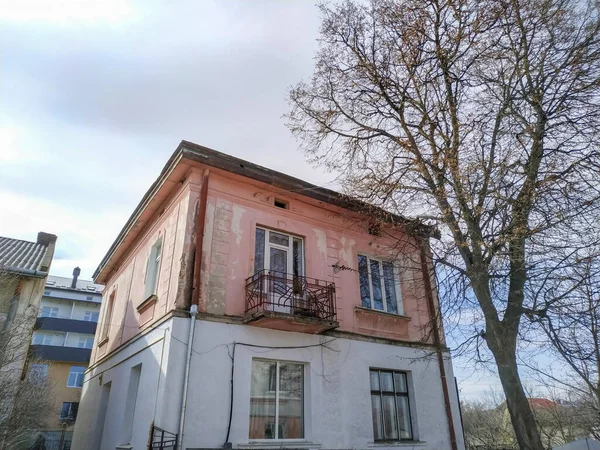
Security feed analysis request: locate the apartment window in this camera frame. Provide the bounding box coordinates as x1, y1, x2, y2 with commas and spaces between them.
144, 239, 162, 299
370, 370, 412, 441
67, 366, 85, 388
254, 228, 304, 277
78, 337, 94, 349
358, 255, 402, 314
86, 295, 93, 301
101, 291, 115, 341
44, 290, 51, 295
40, 306, 59, 318
60, 402, 79, 421
29, 364, 48, 381
83, 311, 99, 322
32, 333, 52, 345
249, 359, 304, 440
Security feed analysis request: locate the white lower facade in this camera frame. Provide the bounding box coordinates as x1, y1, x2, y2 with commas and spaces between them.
72, 317, 465, 450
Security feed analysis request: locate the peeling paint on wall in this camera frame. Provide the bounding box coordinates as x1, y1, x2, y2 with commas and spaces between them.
313, 228, 327, 258
340, 236, 356, 267
231, 205, 246, 246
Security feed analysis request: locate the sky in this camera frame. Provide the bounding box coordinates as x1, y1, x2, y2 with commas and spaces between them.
0, 0, 515, 400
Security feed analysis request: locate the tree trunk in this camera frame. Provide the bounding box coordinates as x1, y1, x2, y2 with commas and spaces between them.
492, 345, 544, 450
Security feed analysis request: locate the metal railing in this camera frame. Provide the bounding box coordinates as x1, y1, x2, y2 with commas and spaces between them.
245, 270, 336, 320
148, 424, 178, 450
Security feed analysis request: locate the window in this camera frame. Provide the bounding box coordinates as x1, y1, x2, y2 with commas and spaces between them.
358, 255, 402, 314
29, 364, 48, 381
83, 311, 99, 322
144, 239, 162, 299
67, 366, 85, 388
101, 291, 116, 341
78, 337, 94, 349
254, 228, 304, 277
274, 198, 289, 209
86, 295, 93, 301
32, 333, 52, 345
249, 360, 304, 440
60, 402, 79, 420
44, 290, 51, 295
370, 370, 412, 441
40, 306, 59, 318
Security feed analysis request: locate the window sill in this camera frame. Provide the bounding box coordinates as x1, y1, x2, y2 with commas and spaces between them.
368, 441, 426, 448
96, 337, 109, 348
354, 307, 411, 320
239, 440, 321, 449
137, 294, 158, 314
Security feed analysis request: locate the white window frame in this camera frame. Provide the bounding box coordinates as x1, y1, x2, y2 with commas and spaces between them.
144, 238, 163, 299
67, 366, 85, 388
83, 311, 99, 322
250, 359, 306, 442
255, 227, 304, 277
358, 254, 403, 315
40, 306, 59, 318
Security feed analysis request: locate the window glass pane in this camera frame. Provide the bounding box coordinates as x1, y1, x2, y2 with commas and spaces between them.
269, 231, 289, 246
380, 372, 394, 392
60, 403, 70, 418
254, 229, 265, 274
250, 360, 277, 439
396, 396, 412, 439
370, 371, 380, 390
270, 247, 288, 276
382, 395, 399, 440
358, 255, 371, 308
371, 394, 384, 441
370, 260, 384, 310
394, 373, 407, 393
292, 238, 303, 277
383, 262, 398, 314
278, 363, 304, 439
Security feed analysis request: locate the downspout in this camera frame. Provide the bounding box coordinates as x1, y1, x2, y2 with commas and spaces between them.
177, 304, 198, 450
419, 241, 458, 450
192, 170, 210, 307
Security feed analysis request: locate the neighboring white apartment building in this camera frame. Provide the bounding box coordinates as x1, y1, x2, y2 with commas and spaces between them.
72, 141, 465, 450
29, 268, 103, 447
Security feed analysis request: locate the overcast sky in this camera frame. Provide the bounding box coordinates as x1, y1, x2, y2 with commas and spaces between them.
0, 0, 512, 400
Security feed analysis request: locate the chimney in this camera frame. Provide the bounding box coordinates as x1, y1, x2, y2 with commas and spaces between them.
37, 232, 57, 246
71, 267, 81, 289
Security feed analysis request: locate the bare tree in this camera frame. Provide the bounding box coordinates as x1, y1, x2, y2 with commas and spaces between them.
287, 0, 600, 448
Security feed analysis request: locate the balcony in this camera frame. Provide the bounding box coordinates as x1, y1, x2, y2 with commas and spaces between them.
35, 317, 97, 334
245, 270, 338, 334
29, 345, 92, 363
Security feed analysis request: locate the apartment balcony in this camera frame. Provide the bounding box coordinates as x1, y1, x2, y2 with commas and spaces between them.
35, 317, 97, 334
29, 345, 92, 364
244, 270, 338, 334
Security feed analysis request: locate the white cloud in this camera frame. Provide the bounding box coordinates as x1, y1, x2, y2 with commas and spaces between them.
0, 0, 134, 24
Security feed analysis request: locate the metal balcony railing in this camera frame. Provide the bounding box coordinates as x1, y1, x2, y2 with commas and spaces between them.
148, 425, 177, 450
245, 270, 336, 321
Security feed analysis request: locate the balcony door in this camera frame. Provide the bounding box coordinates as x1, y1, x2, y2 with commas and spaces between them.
254, 228, 304, 313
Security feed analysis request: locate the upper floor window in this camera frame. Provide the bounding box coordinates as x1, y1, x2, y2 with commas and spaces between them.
83, 311, 99, 322
67, 366, 85, 388
144, 238, 163, 299
370, 369, 413, 441
100, 291, 116, 341
249, 359, 304, 440
254, 228, 304, 277
32, 333, 52, 345
78, 336, 94, 349
40, 306, 59, 318
358, 255, 402, 314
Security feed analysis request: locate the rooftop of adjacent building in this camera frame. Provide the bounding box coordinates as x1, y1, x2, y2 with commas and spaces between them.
46, 267, 104, 294
0, 232, 57, 277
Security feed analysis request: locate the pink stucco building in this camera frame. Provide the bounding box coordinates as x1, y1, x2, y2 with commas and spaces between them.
72, 141, 464, 450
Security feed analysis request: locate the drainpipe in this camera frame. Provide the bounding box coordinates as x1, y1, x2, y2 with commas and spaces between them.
178, 304, 198, 450
419, 242, 458, 450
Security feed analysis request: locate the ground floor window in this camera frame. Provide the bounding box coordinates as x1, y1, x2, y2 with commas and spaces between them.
249, 359, 304, 440
370, 369, 412, 441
